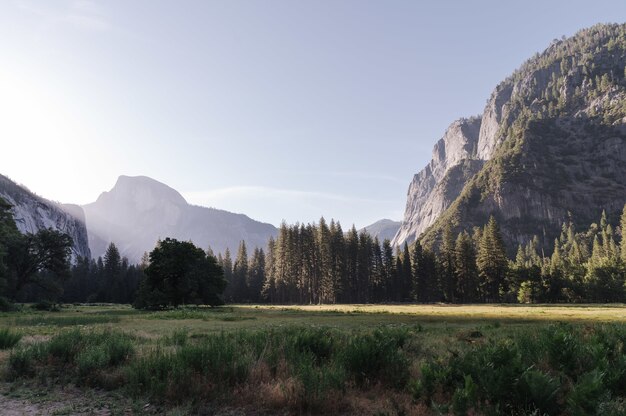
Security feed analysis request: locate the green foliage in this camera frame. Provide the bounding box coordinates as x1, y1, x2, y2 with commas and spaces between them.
340, 327, 410, 388
0, 327, 22, 349
7, 329, 134, 385
134, 238, 227, 309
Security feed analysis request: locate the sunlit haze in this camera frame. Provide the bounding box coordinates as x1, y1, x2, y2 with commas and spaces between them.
2, 0, 625, 228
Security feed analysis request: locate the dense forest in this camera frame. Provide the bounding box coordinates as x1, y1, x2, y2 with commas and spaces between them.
218, 207, 626, 305
1, 193, 625, 307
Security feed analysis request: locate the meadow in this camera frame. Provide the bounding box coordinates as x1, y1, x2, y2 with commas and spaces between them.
0, 303, 625, 415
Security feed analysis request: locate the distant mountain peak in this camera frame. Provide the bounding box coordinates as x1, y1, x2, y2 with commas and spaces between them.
83, 175, 277, 263
360, 219, 401, 242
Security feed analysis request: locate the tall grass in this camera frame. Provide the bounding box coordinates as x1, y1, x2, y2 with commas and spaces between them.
411, 323, 626, 415
0, 327, 22, 349
4, 322, 626, 414
6, 329, 134, 385
13, 315, 121, 327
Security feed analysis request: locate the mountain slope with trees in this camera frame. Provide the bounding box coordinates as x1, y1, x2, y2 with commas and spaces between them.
0, 174, 90, 260
395, 23, 626, 251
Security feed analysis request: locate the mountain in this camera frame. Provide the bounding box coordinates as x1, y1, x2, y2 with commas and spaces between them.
393, 23, 626, 250
83, 175, 278, 263
360, 219, 401, 242
0, 174, 91, 259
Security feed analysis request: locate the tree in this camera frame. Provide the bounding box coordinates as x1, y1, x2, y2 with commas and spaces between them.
232, 241, 249, 302
261, 237, 276, 302
6, 228, 73, 300
476, 216, 509, 302
454, 231, 478, 303
247, 248, 265, 303
103, 243, 122, 302
439, 224, 456, 302
134, 238, 226, 309
0, 197, 20, 297
620, 204, 626, 263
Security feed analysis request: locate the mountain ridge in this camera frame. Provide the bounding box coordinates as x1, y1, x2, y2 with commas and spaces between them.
83, 175, 278, 263
394, 23, 626, 250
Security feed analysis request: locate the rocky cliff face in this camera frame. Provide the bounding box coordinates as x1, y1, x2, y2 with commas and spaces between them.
83, 176, 278, 263
393, 117, 484, 246
0, 174, 91, 260
395, 24, 626, 249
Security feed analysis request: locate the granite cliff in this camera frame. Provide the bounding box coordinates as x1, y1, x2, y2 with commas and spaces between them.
394, 24, 626, 250
0, 174, 91, 260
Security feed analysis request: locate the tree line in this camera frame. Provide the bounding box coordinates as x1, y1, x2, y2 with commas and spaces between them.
217, 207, 626, 304
2, 191, 626, 307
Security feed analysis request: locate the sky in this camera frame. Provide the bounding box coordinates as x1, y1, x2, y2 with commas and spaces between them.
1, 1, 625, 229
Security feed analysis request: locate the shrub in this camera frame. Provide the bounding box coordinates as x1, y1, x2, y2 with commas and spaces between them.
341, 328, 410, 388
0, 327, 22, 349
6, 329, 134, 385
517, 368, 560, 415
0, 296, 16, 312
567, 369, 606, 416
31, 300, 60, 312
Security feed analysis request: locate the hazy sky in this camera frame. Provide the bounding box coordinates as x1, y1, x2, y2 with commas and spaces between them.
1, 1, 625, 228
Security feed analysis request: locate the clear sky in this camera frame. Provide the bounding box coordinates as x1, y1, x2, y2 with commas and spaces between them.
1, 1, 625, 228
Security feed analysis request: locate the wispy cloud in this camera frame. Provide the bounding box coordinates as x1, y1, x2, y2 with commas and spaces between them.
273, 170, 407, 184
15, 0, 112, 33
184, 186, 396, 206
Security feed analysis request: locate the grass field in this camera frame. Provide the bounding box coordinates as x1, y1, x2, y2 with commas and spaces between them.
0, 303, 625, 415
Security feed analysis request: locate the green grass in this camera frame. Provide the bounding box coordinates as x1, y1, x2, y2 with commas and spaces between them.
0, 303, 625, 414
0, 328, 22, 349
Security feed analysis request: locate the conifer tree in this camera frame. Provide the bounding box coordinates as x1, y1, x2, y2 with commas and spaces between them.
454, 231, 478, 303
410, 241, 423, 301
103, 243, 122, 302
247, 248, 265, 303
221, 248, 234, 301
476, 216, 508, 302
381, 239, 395, 300
439, 224, 456, 302
261, 237, 276, 302
621, 204, 626, 263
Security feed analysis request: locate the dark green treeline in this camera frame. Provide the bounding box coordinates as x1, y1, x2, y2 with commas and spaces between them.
219, 207, 626, 304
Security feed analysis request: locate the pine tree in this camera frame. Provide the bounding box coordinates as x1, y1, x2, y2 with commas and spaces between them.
410, 241, 423, 301
439, 224, 456, 302
317, 218, 333, 303
247, 248, 265, 303
221, 248, 234, 302
370, 237, 384, 302
103, 243, 122, 302
476, 216, 509, 302
328, 220, 345, 303
401, 242, 412, 301
621, 204, 626, 263
261, 237, 276, 302
454, 231, 478, 303
381, 239, 395, 301
343, 226, 359, 303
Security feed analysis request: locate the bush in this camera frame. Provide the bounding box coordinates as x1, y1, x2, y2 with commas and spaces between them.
0, 296, 16, 312
6, 329, 134, 385
31, 300, 60, 312
341, 328, 410, 388
0, 327, 22, 349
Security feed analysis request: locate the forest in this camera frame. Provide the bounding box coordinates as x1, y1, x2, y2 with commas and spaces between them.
1, 193, 625, 307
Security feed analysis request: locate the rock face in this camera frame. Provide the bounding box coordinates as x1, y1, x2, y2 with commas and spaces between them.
393, 117, 484, 246
0, 174, 91, 260
83, 176, 278, 263
394, 24, 626, 249
360, 219, 401, 242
